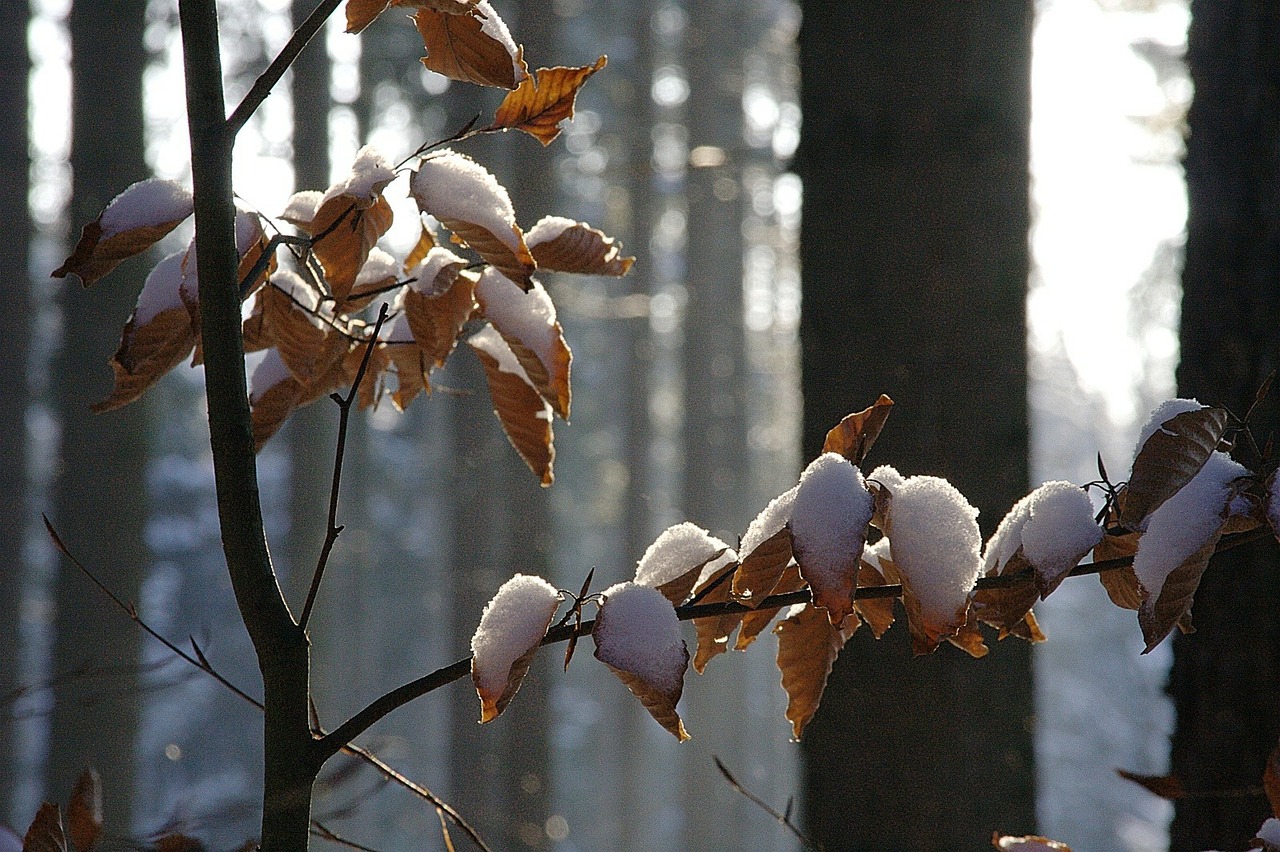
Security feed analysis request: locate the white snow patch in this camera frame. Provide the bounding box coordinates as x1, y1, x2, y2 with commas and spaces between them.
282, 190, 323, 225
133, 251, 186, 326
789, 453, 873, 581
885, 474, 982, 623
1022, 481, 1102, 586
356, 247, 399, 287
741, 484, 798, 557
594, 582, 686, 693
867, 463, 906, 494
249, 349, 294, 404
525, 215, 577, 248
473, 0, 526, 86
469, 324, 529, 379
1133, 397, 1205, 460
635, 522, 731, 588
470, 574, 561, 695
1257, 817, 1280, 846
411, 149, 520, 252
407, 247, 469, 296
476, 267, 557, 361
322, 145, 396, 207
984, 492, 1032, 577
862, 537, 891, 575
1133, 451, 1246, 599
99, 178, 193, 236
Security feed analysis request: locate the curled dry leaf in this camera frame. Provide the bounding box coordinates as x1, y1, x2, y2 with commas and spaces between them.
774, 603, 856, 739
257, 275, 351, 385
53, 178, 193, 286
1115, 768, 1186, 800
471, 574, 561, 722
490, 57, 608, 145
971, 549, 1042, 642
731, 525, 794, 607
403, 248, 477, 367
93, 252, 198, 413
690, 562, 742, 673
1137, 528, 1222, 653
946, 606, 990, 658
853, 546, 896, 638
468, 327, 554, 485
385, 339, 431, 411
526, 215, 635, 277
67, 768, 102, 852
736, 563, 805, 651
1121, 402, 1229, 531
822, 394, 894, 466
249, 350, 304, 452
414, 2, 527, 90
789, 453, 874, 624
345, 0, 479, 34
1094, 528, 1142, 610
22, 802, 66, 852
475, 269, 572, 419
593, 582, 690, 741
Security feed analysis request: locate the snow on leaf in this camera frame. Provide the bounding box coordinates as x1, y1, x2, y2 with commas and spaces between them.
971, 548, 1041, 642
1122, 400, 1229, 531
249, 349, 304, 451
740, 484, 798, 557
874, 471, 982, 655
790, 453, 874, 624
470, 574, 561, 723
1021, 481, 1103, 597
526, 215, 635, 276
732, 525, 794, 606
468, 326, 554, 485
411, 150, 536, 289
821, 394, 894, 466
67, 768, 102, 852
22, 802, 66, 852
1135, 450, 1247, 651
489, 57, 608, 145
593, 582, 690, 741
774, 603, 855, 740
634, 522, 733, 605
92, 252, 197, 413
402, 250, 477, 368
54, 178, 193, 286
413, 1, 528, 90
475, 268, 571, 419
343, 247, 400, 312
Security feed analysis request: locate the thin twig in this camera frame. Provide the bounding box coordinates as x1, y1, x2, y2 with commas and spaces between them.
227, 0, 343, 136
299, 302, 391, 632
713, 756, 824, 851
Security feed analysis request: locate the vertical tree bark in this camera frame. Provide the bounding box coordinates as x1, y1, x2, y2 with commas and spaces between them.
797, 3, 1035, 848
0, 0, 30, 824
47, 0, 148, 831
1172, 2, 1280, 848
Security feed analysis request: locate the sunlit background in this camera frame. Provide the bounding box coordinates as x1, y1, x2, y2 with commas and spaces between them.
12, 0, 1190, 849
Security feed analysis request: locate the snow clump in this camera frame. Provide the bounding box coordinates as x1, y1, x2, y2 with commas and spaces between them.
635, 522, 731, 589
470, 574, 561, 696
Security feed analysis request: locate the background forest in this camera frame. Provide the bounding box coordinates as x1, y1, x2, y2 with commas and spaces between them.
1, 0, 1276, 851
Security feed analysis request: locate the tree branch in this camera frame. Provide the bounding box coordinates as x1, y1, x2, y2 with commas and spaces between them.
713, 756, 823, 851
227, 0, 343, 137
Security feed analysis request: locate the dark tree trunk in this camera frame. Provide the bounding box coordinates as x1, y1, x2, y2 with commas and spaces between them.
47, 0, 149, 830
0, 0, 30, 824
1171, 2, 1280, 849
797, 3, 1034, 849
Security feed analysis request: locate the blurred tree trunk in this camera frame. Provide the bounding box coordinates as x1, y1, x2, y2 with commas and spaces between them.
797, 3, 1034, 849
1171, 2, 1280, 849
47, 0, 148, 832
0, 0, 30, 824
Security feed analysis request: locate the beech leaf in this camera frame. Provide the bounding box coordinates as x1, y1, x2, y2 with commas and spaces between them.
633, 522, 735, 606
992, 835, 1072, 851
731, 525, 794, 607
1138, 526, 1223, 653
475, 268, 572, 419
526, 215, 635, 276
249, 350, 305, 452
53, 178, 193, 286
690, 563, 742, 673
67, 769, 102, 852
789, 453, 874, 624
774, 603, 854, 739
1121, 405, 1230, 530
593, 583, 690, 741
1116, 768, 1186, 800
22, 803, 66, 852
414, 2, 527, 90
470, 574, 561, 723
853, 544, 896, 638
822, 394, 894, 466
489, 57, 607, 145
736, 563, 805, 651
469, 327, 554, 485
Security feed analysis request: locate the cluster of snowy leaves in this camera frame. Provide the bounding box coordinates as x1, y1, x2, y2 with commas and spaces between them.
53, 11, 626, 486
468, 393, 1278, 743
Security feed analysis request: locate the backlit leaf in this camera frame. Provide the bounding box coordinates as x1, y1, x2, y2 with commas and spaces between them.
690, 565, 741, 673
489, 57, 607, 145
1121, 406, 1230, 530
475, 269, 571, 419
790, 453, 873, 625
774, 603, 853, 739
1116, 768, 1186, 800
526, 215, 635, 276
1094, 529, 1142, 610
731, 525, 793, 606
67, 769, 102, 852
21, 803, 65, 852
257, 276, 350, 385
469, 327, 554, 485
736, 563, 805, 651
1138, 525, 1224, 653
403, 257, 477, 368
971, 549, 1041, 641
822, 394, 894, 466
249, 350, 304, 452
53, 179, 193, 286
853, 551, 896, 638
471, 574, 561, 723
414, 2, 527, 90
992, 835, 1072, 851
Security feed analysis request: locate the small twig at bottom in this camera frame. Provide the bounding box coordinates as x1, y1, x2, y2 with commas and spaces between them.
712, 755, 824, 851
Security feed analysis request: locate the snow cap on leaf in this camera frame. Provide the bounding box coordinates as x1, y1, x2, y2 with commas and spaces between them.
471, 573, 562, 723
634, 522, 733, 605
790, 453, 874, 624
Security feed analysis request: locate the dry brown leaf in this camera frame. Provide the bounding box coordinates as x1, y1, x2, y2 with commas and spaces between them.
403, 224, 437, 273
822, 394, 894, 466
1121, 406, 1230, 530
414, 5, 526, 90
527, 217, 635, 276
853, 558, 896, 638
307, 197, 395, 305
403, 268, 476, 367
476, 272, 573, 419
249, 361, 304, 453
152, 835, 206, 852
444, 217, 536, 291
1094, 529, 1143, 610
386, 343, 431, 411
972, 549, 1042, 641
490, 57, 607, 145
652, 550, 732, 607
53, 179, 193, 286
732, 525, 794, 606
691, 567, 742, 673
470, 575, 560, 723
345, 0, 392, 32
470, 332, 554, 486
337, 340, 389, 411
774, 603, 851, 739
736, 563, 805, 651
22, 803, 66, 852
94, 310, 197, 413
1116, 768, 1186, 800
67, 769, 102, 852
992, 834, 1072, 851
1138, 526, 1224, 653
258, 282, 349, 385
